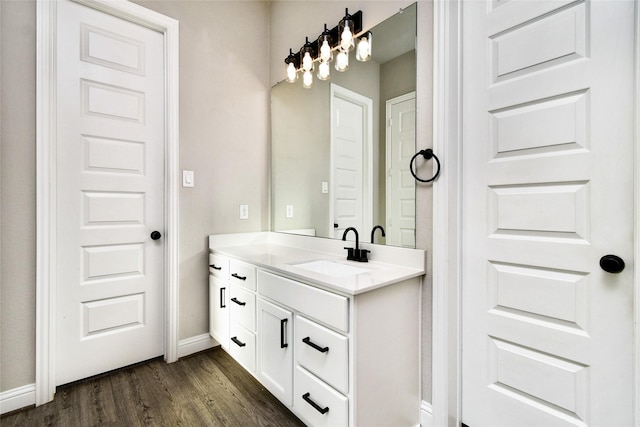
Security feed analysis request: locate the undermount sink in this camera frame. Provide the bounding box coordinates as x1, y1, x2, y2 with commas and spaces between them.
291, 259, 371, 278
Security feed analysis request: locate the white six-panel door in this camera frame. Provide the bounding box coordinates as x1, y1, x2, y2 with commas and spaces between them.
55, 0, 165, 385
461, 1, 636, 425
386, 92, 416, 248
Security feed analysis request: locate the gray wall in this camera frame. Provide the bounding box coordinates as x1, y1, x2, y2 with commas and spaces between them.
0, 0, 270, 392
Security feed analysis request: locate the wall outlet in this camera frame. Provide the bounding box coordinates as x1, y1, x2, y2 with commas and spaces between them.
239, 204, 249, 220
286, 205, 294, 218
322, 181, 329, 193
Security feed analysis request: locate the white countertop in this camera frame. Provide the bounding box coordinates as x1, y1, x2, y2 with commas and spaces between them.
209, 232, 426, 295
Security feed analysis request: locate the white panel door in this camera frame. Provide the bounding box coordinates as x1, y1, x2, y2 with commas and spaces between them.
56, 0, 165, 385
461, 1, 635, 426
386, 92, 416, 247
331, 85, 372, 240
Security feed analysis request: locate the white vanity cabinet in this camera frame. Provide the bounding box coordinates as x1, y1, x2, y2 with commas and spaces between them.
227, 259, 257, 373
208, 233, 422, 427
208, 253, 229, 349
256, 298, 293, 406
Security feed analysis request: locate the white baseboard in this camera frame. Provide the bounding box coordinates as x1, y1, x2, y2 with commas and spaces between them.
420, 400, 433, 427
0, 383, 36, 415
177, 333, 218, 358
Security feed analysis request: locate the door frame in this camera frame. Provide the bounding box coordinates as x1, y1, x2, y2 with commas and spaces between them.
329, 83, 374, 238
35, 0, 180, 405
430, 1, 640, 425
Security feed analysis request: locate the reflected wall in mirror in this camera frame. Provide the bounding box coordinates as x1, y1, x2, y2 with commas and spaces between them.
271, 3, 417, 247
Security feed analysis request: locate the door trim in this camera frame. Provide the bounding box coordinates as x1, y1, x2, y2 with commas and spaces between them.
35, 0, 180, 405
431, 1, 639, 425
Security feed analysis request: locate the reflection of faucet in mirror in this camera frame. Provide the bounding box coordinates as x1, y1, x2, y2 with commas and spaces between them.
342, 227, 370, 262
371, 225, 385, 244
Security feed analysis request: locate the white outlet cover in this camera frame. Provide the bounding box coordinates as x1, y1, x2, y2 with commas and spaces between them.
240, 204, 249, 220
286, 205, 294, 218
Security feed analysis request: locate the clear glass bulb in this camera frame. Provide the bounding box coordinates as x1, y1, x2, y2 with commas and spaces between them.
286, 62, 297, 82
356, 37, 371, 62
335, 49, 349, 72
320, 40, 331, 63
317, 61, 330, 80
340, 26, 353, 51
302, 52, 313, 72
302, 70, 313, 88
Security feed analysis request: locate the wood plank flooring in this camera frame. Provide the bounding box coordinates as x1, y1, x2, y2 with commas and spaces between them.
1, 347, 305, 426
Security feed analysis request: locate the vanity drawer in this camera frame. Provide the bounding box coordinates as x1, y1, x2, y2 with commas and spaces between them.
258, 270, 348, 333
295, 315, 348, 394
230, 259, 256, 291
294, 365, 348, 427
229, 284, 256, 331
229, 324, 256, 373
209, 252, 229, 279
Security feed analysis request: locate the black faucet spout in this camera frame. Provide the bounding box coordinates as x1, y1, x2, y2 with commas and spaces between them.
342, 227, 359, 249
371, 225, 386, 243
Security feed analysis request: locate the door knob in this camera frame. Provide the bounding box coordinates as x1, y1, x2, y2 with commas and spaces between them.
600, 255, 625, 274
150, 231, 162, 240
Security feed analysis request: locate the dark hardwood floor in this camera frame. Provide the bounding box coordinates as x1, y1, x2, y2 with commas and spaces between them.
1, 347, 305, 426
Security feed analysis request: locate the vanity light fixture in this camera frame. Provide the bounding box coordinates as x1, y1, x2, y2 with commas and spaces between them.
283, 9, 367, 85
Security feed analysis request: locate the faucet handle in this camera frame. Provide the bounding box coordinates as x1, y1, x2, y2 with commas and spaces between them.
344, 247, 355, 261
354, 248, 370, 263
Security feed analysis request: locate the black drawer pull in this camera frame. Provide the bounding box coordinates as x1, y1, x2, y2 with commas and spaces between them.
231, 273, 247, 281
280, 318, 288, 349
231, 336, 246, 347
231, 297, 246, 306
302, 337, 329, 353
302, 392, 329, 414
220, 287, 226, 308
209, 264, 222, 271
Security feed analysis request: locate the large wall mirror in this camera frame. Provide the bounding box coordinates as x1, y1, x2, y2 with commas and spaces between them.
271, 3, 417, 247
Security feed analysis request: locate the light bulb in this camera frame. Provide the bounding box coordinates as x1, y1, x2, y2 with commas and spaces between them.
286, 62, 297, 82
340, 26, 353, 51
335, 49, 349, 72
318, 61, 330, 80
302, 70, 313, 88
302, 52, 313, 72
356, 35, 371, 62
320, 40, 331, 63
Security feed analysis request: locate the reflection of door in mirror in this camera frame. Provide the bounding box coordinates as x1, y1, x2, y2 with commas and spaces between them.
386, 92, 416, 247
330, 84, 373, 240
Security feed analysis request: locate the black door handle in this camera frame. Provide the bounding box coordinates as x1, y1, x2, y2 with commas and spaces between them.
150, 231, 161, 240
280, 318, 288, 348
302, 392, 329, 414
600, 255, 625, 273
302, 337, 329, 353
231, 336, 246, 347
231, 297, 246, 306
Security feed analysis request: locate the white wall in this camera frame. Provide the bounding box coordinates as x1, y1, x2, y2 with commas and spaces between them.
0, 0, 270, 393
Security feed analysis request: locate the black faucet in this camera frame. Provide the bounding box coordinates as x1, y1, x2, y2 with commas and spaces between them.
371, 225, 386, 243
342, 227, 369, 262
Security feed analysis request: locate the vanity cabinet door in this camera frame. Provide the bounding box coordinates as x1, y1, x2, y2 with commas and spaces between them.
209, 274, 229, 349
257, 298, 293, 407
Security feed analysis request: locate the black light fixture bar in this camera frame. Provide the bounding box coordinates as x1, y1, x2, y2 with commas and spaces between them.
285, 10, 363, 67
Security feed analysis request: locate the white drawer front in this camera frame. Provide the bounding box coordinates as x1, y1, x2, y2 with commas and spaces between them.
295, 315, 348, 394
230, 259, 256, 291
208, 252, 229, 279
229, 324, 256, 373
258, 270, 349, 332
294, 365, 348, 427
230, 285, 256, 331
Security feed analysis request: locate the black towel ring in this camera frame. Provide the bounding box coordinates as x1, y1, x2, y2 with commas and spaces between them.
410, 149, 441, 183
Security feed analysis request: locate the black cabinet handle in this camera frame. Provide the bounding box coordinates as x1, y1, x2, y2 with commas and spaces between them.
280, 318, 288, 349
231, 273, 247, 281
302, 337, 329, 353
231, 297, 246, 306
209, 264, 222, 271
302, 393, 329, 414
220, 287, 226, 308
231, 336, 246, 347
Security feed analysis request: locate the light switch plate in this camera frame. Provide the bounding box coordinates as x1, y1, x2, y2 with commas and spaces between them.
321, 181, 329, 193
182, 170, 194, 187
239, 204, 249, 220
286, 205, 294, 218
